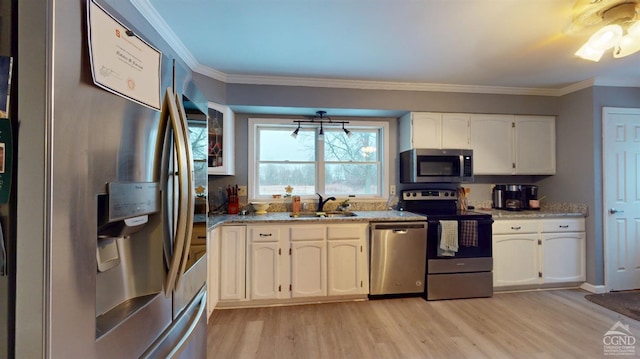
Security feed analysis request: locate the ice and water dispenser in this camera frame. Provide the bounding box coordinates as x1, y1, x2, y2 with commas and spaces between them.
95, 182, 164, 338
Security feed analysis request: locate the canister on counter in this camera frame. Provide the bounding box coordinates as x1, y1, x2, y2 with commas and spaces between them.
292, 195, 301, 214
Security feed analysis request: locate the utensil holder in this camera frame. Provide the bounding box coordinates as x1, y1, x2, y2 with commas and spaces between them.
228, 198, 239, 214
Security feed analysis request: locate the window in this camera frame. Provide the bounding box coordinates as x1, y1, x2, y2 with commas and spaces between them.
248, 118, 389, 200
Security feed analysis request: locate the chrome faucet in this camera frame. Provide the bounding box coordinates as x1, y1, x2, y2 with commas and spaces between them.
316, 193, 336, 212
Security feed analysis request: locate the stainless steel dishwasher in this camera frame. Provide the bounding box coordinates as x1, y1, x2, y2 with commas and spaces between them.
369, 222, 428, 296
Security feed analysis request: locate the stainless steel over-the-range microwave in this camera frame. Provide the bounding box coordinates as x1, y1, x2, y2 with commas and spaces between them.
400, 148, 473, 183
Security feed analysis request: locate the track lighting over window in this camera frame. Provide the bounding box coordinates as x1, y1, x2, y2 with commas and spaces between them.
290, 111, 351, 139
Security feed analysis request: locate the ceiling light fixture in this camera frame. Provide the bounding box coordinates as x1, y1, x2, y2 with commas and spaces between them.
574, 1, 640, 61
290, 111, 351, 139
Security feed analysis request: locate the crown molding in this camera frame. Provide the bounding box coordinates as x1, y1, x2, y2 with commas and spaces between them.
130, 0, 199, 69
555, 78, 596, 96
217, 72, 560, 96
194, 64, 228, 83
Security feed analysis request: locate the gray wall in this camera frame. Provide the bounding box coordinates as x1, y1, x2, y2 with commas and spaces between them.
539, 87, 598, 283
225, 83, 560, 115
193, 72, 227, 105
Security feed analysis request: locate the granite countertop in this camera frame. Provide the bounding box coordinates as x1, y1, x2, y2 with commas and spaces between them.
206, 207, 586, 230
207, 210, 427, 230
473, 208, 587, 219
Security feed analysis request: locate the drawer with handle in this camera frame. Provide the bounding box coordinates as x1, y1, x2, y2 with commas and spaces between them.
249, 226, 280, 242
493, 219, 539, 234
540, 218, 585, 233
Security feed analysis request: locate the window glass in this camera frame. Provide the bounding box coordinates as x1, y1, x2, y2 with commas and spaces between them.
258, 128, 314, 161
325, 163, 379, 195
250, 119, 388, 200
324, 130, 378, 162
258, 163, 316, 195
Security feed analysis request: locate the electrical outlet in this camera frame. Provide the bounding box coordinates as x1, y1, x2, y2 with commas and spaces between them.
237, 186, 247, 196
389, 185, 396, 196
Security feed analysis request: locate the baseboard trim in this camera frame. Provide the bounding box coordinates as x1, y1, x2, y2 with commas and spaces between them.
580, 282, 606, 294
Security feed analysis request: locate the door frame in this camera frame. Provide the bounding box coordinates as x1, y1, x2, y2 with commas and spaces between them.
602, 106, 640, 292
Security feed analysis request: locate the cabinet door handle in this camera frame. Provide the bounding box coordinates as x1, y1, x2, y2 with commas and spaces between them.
511, 226, 521, 230
559, 225, 569, 229
259, 233, 272, 237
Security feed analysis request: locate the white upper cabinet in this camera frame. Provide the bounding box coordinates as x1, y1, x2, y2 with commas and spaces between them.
469, 114, 556, 175
441, 113, 471, 149
399, 112, 442, 151
470, 114, 515, 175
207, 102, 235, 175
399, 112, 471, 151
514, 116, 556, 174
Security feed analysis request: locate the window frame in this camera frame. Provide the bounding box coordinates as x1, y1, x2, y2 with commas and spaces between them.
248, 117, 390, 202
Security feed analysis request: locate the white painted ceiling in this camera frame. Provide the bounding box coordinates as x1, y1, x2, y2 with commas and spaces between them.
138, 0, 640, 95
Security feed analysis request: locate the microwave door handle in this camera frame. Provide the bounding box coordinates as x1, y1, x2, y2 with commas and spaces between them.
173, 91, 195, 290
163, 88, 189, 296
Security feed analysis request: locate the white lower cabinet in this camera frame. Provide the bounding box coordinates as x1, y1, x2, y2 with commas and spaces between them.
247, 226, 281, 300
291, 239, 327, 297
493, 233, 540, 287
327, 224, 368, 296
245, 223, 368, 303
219, 225, 246, 301
493, 218, 585, 289
207, 226, 220, 320
541, 232, 586, 283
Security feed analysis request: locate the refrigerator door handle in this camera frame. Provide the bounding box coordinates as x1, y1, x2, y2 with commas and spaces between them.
167, 290, 206, 358
172, 90, 195, 289
162, 87, 190, 295
140, 288, 206, 359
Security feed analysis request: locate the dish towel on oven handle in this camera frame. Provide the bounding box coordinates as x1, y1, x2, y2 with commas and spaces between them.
460, 220, 478, 247
438, 220, 458, 257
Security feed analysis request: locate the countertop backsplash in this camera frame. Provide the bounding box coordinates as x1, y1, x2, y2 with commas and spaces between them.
212, 199, 396, 215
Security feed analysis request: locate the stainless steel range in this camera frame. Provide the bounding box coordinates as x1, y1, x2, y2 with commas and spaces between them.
401, 189, 494, 300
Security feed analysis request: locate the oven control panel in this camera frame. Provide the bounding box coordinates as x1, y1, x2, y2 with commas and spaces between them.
402, 189, 459, 201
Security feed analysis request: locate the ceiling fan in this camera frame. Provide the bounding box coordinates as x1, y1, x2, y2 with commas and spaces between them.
572, 0, 640, 61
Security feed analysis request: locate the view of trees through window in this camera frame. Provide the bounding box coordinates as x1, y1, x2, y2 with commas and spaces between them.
188, 120, 208, 191
256, 124, 381, 197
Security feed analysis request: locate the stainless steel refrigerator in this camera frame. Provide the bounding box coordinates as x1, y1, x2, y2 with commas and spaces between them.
11, 0, 209, 357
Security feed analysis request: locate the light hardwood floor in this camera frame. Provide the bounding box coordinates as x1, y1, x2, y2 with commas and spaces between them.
207, 290, 640, 358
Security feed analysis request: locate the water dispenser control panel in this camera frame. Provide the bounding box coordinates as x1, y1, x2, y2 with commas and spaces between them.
107, 182, 160, 222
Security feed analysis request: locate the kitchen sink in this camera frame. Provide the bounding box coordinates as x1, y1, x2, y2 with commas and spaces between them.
289, 211, 357, 218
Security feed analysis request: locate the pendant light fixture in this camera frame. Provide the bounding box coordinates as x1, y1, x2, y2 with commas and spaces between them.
290, 111, 351, 139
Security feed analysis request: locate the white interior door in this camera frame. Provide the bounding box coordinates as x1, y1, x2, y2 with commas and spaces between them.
603, 107, 640, 291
